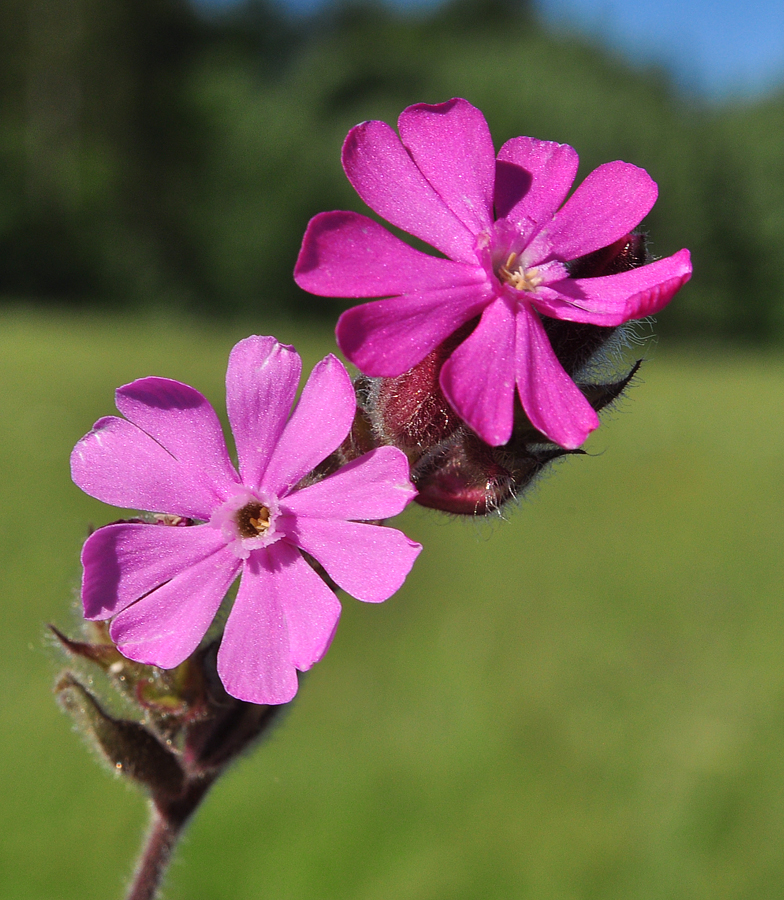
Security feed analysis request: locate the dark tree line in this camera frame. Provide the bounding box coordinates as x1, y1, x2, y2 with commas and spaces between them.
1, 0, 782, 340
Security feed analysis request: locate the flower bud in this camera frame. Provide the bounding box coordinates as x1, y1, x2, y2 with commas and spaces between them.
53, 622, 285, 784
50, 622, 125, 670
413, 430, 577, 515
51, 622, 209, 736
362, 325, 472, 459
55, 672, 186, 798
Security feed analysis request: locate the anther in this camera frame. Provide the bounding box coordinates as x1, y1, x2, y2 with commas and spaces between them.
237, 502, 271, 538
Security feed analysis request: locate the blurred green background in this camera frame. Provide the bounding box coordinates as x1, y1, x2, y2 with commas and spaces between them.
4, 310, 784, 900
2, 0, 784, 897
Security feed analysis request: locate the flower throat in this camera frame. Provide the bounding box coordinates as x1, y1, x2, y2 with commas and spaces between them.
236, 502, 271, 538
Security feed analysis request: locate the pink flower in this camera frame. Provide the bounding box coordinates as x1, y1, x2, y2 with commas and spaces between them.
71, 336, 421, 705
295, 98, 692, 449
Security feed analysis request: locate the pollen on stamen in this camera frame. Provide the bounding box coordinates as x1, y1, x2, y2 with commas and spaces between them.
236, 502, 271, 539
498, 252, 542, 293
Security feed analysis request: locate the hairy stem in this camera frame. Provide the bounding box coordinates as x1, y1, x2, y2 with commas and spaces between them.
125, 807, 181, 900
125, 776, 215, 900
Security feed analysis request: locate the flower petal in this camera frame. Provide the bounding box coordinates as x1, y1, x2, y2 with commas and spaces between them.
398, 99, 495, 236
109, 544, 240, 669
527, 161, 658, 264
275, 543, 342, 672
342, 119, 478, 263
217, 546, 299, 704
291, 518, 421, 603
515, 307, 599, 449
281, 446, 416, 521
534, 248, 693, 325
225, 336, 301, 488
439, 298, 517, 446
81, 522, 227, 620
336, 282, 493, 378
71, 416, 221, 519
262, 354, 355, 497
495, 137, 578, 229
115, 377, 239, 504
294, 211, 485, 298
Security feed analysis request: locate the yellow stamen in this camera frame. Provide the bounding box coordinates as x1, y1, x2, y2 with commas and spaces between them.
249, 510, 270, 533
237, 502, 271, 538
498, 252, 542, 293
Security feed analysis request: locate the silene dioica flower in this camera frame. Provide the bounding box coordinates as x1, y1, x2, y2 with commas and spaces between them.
295, 98, 692, 449
71, 336, 421, 706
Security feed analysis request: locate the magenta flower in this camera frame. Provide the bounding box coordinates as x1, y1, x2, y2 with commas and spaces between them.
295, 98, 692, 449
70, 336, 421, 705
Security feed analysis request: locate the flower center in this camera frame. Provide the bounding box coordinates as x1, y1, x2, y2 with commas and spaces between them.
235, 502, 271, 538
497, 252, 543, 293
210, 488, 282, 559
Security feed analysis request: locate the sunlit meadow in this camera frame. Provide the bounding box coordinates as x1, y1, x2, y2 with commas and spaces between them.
2, 306, 783, 900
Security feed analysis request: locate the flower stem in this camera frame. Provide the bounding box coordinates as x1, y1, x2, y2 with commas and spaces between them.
125, 776, 215, 900
125, 807, 179, 900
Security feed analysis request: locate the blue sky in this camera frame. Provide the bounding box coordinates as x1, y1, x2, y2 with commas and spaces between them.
538, 0, 784, 99
196, 0, 784, 100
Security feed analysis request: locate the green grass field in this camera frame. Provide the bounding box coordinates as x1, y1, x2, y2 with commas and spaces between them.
2, 306, 783, 900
